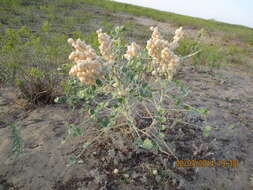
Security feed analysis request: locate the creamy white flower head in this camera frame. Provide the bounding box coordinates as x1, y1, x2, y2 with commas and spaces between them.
124, 42, 140, 60
67, 38, 103, 85
146, 26, 183, 80
69, 59, 102, 85
67, 38, 74, 45
170, 27, 184, 50
175, 27, 183, 38
146, 26, 170, 63
96, 29, 114, 62
67, 38, 97, 63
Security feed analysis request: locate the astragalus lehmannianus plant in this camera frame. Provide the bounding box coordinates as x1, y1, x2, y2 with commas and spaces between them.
146, 26, 183, 80
63, 26, 201, 158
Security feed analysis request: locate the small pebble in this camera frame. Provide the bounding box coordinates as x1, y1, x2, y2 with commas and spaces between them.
113, 168, 119, 174
152, 169, 158, 175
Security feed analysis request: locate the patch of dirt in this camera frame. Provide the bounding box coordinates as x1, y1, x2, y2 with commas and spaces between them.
176, 65, 253, 189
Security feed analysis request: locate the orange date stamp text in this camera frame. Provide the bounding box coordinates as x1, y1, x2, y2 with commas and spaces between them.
176, 160, 237, 167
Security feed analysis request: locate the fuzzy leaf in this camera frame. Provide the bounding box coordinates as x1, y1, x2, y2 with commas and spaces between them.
203, 126, 212, 137
143, 138, 154, 150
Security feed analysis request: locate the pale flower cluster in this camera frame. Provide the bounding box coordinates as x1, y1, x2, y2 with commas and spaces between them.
124, 42, 141, 60
96, 29, 114, 63
68, 38, 97, 62
147, 26, 170, 63
67, 29, 116, 85
170, 27, 184, 50
67, 38, 102, 85
67, 26, 185, 84
146, 26, 184, 80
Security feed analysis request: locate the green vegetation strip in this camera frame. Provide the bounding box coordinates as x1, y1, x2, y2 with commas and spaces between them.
83, 0, 253, 44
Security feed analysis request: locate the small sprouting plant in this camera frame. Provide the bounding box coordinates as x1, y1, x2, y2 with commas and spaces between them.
9, 124, 24, 157
62, 26, 202, 158
67, 123, 84, 137
203, 125, 212, 137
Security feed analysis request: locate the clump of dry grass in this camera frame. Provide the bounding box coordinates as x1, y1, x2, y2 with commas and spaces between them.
17, 74, 58, 105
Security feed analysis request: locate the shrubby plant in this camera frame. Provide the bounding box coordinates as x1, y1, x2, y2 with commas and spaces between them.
0, 23, 69, 104
61, 26, 203, 157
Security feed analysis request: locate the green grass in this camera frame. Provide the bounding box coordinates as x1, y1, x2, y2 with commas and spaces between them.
1, 0, 252, 44
83, 0, 253, 44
